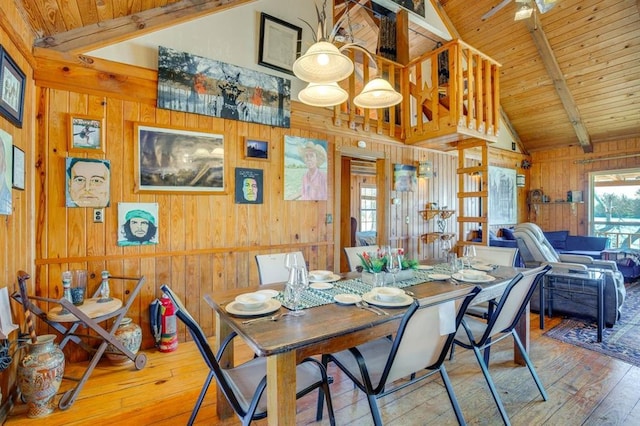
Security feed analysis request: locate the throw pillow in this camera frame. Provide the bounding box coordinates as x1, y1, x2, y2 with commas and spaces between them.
544, 230, 569, 249
501, 228, 516, 240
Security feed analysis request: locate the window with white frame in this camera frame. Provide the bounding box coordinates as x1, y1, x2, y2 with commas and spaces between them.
360, 186, 377, 232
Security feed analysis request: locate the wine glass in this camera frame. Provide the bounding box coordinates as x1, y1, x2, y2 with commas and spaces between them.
288, 265, 309, 317
284, 253, 299, 270
386, 249, 402, 287
440, 238, 452, 261
463, 245, 477, 269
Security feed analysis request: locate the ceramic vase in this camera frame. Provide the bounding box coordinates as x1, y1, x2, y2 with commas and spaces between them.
18, 334, 65, 418
105, 317, 142, 365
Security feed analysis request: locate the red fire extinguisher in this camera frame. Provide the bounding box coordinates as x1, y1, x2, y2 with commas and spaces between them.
159, 294, 178, 352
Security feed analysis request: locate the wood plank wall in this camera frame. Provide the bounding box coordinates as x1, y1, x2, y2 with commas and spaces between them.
529, 139, 640, 235
32, 57, 519, 359
0, 0, 35, 413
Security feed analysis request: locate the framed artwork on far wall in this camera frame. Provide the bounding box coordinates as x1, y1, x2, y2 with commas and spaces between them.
0, 46, 26, 128
235, 168, 263, 204
393, 164, 417, 192
69, 114, 105, 153
134, 123, 226, 194
488, 166, 517, 225
244, 138, 269, 160
12, 145, 24, 190
258, 12, 302, 76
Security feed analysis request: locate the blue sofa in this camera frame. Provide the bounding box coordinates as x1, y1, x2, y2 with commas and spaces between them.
543, 230, 609, 259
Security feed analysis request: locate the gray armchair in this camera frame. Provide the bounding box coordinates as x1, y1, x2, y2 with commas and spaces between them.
514, 223, 626, 326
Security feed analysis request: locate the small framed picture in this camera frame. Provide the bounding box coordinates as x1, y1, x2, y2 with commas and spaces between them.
0, 46, 26, 128
12, 145, 24, 190
69, 114, 105, 153
244, 138, 269, 160
258, 12, 302, 75
235, 168, 263, 204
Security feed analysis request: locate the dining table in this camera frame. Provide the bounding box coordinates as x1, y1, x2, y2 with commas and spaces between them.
207, 264, 526, 425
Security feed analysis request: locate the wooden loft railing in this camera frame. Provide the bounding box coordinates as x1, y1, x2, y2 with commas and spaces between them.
330, 39, 501, 150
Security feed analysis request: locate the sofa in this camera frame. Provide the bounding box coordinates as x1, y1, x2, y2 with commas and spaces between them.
543, 230, 609, 259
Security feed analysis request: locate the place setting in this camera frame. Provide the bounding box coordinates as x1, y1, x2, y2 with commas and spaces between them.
451, 269, 496, 283
224, 291, 282, 317
308, 269, 341, 287
361, 286, 414, 308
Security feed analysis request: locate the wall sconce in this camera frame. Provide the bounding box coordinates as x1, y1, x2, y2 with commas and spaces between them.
417, 161, 433, 178
516, 174, 526, 187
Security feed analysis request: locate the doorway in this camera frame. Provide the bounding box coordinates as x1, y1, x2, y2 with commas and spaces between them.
334, 147, 389, 272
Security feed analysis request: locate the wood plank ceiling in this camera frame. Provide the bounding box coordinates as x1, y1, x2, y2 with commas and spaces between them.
12, 0, 640, 154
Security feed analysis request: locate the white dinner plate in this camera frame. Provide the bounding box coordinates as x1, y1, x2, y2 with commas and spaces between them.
255, 289, 279, 298
310, 282, 334, 290
472, 264, 494, 272
362, 292, 413, 308
452, 273, 496, 283
428, 273, 451, 280
225, 299, 281, 317
416, 265, 434, 270
309, 273, 341, 283
334, 294, 362, 305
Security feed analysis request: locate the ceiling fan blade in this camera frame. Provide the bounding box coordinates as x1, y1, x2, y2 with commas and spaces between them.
481, 0, 513, 21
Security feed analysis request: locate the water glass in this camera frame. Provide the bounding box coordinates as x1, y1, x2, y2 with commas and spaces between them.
288, 266, 309, 317
449, 253, 459, 274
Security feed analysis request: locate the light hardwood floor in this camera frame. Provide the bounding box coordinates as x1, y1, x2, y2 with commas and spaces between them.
6, 313, 640, 425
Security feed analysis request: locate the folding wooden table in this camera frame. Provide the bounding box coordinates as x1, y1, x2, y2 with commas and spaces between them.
13, 272, 147, 410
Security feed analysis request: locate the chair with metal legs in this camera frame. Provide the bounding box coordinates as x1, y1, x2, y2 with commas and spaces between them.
452, 265, 551, 425
318, 285, 481, 426
161, 285, 335, 426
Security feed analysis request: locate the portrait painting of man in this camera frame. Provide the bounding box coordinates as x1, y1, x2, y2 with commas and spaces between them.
65, 157, 111, 208
235, 168, 263, 204
117, 202, 159, 246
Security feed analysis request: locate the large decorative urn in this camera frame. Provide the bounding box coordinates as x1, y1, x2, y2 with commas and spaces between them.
17, 334, 65, 418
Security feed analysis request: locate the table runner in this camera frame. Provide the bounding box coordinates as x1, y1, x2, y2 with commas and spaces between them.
276, 264, 455, 310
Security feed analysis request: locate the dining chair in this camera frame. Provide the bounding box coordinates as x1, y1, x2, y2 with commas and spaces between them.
344, 245, 380, 272
317, 285, 481, 426
452, 264, 551, 425
466, 246, 519, 319
160, 285, 335, 426
255, 251, 305, 285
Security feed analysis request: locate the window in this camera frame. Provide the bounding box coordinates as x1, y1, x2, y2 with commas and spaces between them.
589, 168, 640, 249
360, 186, 377, 232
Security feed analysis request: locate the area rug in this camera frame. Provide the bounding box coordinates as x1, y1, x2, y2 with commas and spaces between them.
544, 282, 640, 367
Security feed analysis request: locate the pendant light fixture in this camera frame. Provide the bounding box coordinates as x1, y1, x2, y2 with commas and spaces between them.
294, 0, 402, 109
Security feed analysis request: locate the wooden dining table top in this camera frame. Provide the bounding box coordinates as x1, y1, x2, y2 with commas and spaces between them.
208, 266, 521, 359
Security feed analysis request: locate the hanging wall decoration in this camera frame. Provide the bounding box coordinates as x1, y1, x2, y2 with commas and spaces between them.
117, 202, 159, 246
235, 168, 264, 204
488, 166, 517, 225
283, 135, 328, 201
157, 46, 292, 128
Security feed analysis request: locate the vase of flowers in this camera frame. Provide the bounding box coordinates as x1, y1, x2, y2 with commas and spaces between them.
359, 248, 418, 285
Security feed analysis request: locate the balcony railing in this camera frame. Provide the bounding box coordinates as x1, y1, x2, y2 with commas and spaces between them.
330, 39, 501, 149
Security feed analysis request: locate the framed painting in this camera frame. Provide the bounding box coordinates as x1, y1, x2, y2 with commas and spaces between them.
134, 123, 226, 194
244, 138, 269, 160
235, 168, 263, 204
0, 46, 26, 128
389, 0, 425, 17
393, 164, 417, 192
65, 157, 111, 208
488, 166, 517, 225
117, 202, 159, 246
12, 145, 24, 190
258, 12, 302, 76
69, 114, 105, 153
0, 129, 12, 214
283, 135, 328, 201
157, 46, 292, 128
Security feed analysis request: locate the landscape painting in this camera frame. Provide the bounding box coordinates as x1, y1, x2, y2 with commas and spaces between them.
488, 166, 517, 225
157, 46, 291, 128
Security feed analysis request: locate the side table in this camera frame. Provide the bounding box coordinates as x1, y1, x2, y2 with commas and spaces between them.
13, 272, 147, 410
539, 270, 604, 342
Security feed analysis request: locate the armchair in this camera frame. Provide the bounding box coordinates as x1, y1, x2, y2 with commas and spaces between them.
514, 223, 626, 326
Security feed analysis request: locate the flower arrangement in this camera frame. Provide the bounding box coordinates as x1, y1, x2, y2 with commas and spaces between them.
356, 248, 418, 273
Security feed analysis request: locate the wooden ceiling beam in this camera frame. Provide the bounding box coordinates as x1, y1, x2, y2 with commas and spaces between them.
525, 16, 593, 153
33, 0, 255, 54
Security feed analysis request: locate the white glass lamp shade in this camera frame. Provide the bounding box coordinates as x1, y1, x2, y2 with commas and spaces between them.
298, 82, 348, 107
293, 41, 354, 83
514, 3, 534, 20
353, 78, 403, 109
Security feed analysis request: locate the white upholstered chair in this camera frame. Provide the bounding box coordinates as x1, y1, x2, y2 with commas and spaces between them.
255, 251, 306, 285
474, 246, 519, 267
